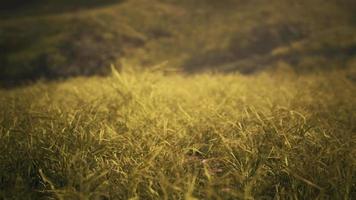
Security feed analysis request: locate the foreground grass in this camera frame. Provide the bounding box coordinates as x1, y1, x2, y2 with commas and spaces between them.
0, 69, 355, 199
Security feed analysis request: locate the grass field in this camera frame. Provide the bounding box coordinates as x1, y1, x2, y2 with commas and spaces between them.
1, 68, 355, 199
1, 1, 356, 199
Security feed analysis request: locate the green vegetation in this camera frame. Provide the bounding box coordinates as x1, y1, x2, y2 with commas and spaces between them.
1, 68, 355, 199
1, 0, 356, 85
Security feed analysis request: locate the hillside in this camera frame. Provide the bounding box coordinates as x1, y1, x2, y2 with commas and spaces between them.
1, 0, 356, 86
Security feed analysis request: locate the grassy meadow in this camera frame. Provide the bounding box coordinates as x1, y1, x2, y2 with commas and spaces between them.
1, 0, 356, 199
1, 67, 355, 199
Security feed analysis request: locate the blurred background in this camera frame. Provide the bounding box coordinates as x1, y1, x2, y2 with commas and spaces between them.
1, 0, 355, 86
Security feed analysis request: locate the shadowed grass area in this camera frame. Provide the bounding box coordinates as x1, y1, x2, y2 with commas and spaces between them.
1, 68, 355, 199
0, 0, 126, 18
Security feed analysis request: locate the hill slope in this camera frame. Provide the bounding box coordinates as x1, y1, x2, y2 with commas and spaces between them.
1, 0, 356, 85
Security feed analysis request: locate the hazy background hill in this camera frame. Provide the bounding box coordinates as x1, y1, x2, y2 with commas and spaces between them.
1, 0, 356, 86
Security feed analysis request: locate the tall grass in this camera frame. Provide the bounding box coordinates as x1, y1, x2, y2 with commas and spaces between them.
0, 69, 355, 199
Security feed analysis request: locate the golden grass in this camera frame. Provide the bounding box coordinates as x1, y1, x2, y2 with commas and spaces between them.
0, 69, 355, 199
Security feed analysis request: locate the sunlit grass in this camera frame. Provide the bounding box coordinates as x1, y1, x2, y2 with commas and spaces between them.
0, 68, 355, 199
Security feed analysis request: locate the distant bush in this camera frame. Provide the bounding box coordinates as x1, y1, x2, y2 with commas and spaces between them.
229, 23, 305, 59
0, 13, 145, 86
